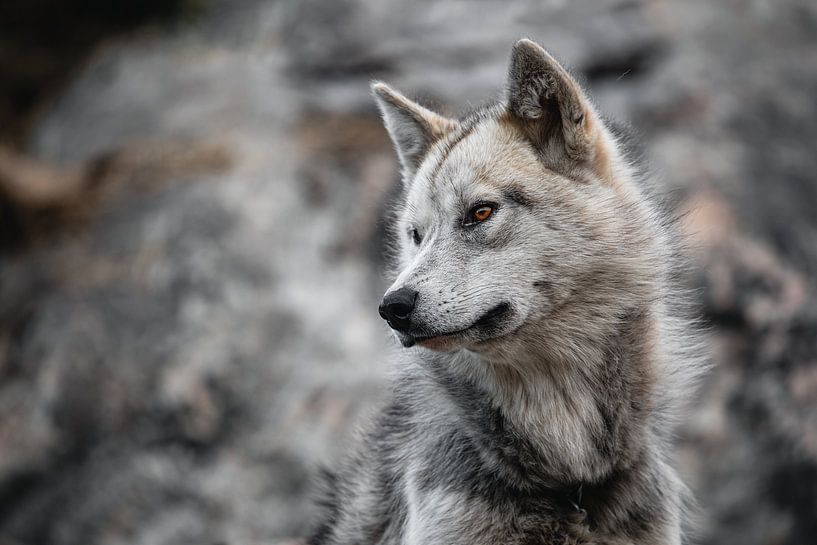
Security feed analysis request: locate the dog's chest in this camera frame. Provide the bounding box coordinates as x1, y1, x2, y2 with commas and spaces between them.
402, 482, 499, 545
400, 471, 593, 545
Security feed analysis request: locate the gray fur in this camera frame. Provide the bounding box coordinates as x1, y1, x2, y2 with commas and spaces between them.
309, 39, 706, 545
372, 82, 459, 179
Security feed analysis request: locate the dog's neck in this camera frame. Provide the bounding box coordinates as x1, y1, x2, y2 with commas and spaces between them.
438, 304, 658, 485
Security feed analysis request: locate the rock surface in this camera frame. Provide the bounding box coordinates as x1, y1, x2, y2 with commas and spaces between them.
1, 1, 816, 544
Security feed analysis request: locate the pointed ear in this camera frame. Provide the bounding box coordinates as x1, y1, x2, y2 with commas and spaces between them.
371, 82, 458, 178
507, 39, 600, 163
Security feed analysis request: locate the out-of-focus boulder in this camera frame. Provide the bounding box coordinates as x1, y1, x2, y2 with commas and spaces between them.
0, 1, 815, 544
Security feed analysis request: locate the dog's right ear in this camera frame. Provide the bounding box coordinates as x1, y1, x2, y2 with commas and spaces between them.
371, 82, 458, 179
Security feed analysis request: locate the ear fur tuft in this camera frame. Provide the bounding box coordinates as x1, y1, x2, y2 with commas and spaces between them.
507, 39, 599, 162
371, 81, 457, 178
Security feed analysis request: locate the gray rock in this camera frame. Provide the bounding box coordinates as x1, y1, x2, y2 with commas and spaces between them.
1, 1, 816, 544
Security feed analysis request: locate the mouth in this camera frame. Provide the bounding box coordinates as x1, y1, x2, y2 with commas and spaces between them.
396, 302, 512, 348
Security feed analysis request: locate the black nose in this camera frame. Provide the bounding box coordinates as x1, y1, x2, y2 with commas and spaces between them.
378, 287, 418, 331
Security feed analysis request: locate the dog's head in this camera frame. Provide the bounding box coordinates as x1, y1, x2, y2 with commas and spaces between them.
373, 39, 655, 353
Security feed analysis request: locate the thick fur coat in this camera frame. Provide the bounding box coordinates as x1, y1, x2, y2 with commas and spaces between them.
308, 39, 706, 545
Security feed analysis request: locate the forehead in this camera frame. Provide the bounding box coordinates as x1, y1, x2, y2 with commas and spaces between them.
408, 116, 544, 211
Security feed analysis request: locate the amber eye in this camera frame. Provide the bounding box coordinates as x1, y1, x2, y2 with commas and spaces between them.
466, 204, 495, 225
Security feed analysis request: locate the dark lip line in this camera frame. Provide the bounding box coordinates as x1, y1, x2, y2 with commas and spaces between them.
402, 302, 511, 346
473, 302, 511, 327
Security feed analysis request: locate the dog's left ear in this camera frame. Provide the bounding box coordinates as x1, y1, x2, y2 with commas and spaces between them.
507, 39, 602, 166
372, 82, 458, 179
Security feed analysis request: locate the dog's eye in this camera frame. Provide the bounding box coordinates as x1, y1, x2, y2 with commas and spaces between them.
410, 228, 422, 245
465, 204, 495, 225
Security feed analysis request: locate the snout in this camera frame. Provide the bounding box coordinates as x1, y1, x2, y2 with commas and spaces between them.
378, 287, 418, 332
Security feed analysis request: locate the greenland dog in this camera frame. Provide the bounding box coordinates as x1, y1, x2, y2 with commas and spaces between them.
308, 38, 705, 545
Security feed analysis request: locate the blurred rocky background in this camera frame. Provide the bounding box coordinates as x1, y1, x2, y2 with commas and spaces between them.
0, 0, 815, 544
